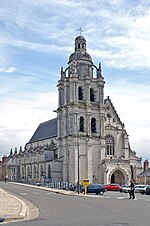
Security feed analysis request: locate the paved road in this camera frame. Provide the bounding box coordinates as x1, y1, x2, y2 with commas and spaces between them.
0, 182, 150, 226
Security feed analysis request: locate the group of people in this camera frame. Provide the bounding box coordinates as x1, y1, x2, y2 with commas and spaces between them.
129, 179, 135, 200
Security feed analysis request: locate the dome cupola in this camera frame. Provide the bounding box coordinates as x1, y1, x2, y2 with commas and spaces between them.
75, 35, 86, 51
69, 35, 92, 63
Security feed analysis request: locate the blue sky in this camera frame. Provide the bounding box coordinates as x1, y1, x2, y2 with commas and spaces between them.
0, 0, 150, 161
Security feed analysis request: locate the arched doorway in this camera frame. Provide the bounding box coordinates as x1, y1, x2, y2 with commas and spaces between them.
111, 170, 125, 185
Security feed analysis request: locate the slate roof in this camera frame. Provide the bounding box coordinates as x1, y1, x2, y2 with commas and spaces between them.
7, 157, 20, 166
138, 168, 150, 177
28, 118, 57, 143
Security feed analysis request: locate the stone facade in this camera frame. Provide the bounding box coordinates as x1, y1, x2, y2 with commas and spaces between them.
57, 35, 142, 185
5, 35, 142, 185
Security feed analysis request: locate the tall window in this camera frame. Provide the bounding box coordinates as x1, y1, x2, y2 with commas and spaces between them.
27, 166, 30, 177
34, 165, 36, 179
48, 165, 51, 180
78, 86, 83, 100
90, 88, 95, 102
22, 166, 25, 179
91, 117, 96, 133
106, 134, 115, 155
40, 165, 43, 176
79, 116, 84, 132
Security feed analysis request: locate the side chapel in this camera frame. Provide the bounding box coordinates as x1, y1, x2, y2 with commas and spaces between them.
7, 35, 142, 184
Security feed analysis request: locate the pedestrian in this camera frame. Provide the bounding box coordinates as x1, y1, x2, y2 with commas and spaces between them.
129, 179, 135, 199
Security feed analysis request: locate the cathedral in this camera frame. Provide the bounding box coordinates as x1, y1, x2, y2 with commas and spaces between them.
6, 35, 142, 185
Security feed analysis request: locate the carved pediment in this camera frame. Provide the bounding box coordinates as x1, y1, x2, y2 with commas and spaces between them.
104, 97, 124, 128
105, 124, 118, 131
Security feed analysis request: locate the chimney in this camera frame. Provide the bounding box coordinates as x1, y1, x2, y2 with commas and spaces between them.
144, 159, 149, 172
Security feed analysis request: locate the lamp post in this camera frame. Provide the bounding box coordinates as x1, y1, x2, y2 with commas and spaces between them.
68, 122, 80, 194
68, 122, 89, 194
77, 135, 80, 194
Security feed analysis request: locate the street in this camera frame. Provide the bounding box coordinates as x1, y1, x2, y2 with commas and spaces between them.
0, 182, 150, 226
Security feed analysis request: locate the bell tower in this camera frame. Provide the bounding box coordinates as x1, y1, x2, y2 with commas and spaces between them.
57, 35, 106, 184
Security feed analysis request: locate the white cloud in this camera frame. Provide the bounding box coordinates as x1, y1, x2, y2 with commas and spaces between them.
0, 90, 58, 156
105, 80, 150, 159
0, 0, 150, 162
0, 0, 150, 70
0, 67, 16, 73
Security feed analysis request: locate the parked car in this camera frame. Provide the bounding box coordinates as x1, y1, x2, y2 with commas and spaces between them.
145, 185, 150, 195
135, 184, 148, 193
104, 183, 120, 191
139, 185, 150, 195
119, 184, 130, 193
81, 184, 105, 195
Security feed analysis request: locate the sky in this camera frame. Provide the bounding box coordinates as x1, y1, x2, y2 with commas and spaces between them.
0, 0, 150, 162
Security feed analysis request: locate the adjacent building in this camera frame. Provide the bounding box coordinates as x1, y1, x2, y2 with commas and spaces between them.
137, 159, 150, 184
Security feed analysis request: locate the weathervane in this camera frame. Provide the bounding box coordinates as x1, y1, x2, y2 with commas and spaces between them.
78, 27, 83, 36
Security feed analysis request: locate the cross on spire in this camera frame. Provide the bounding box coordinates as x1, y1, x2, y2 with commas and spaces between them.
78, 27, 83, 36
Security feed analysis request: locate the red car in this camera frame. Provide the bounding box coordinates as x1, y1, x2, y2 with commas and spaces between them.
104, 183, 120, 191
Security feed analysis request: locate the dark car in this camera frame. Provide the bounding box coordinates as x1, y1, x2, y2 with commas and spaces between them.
145, 185, 150, 195
81, 184, 105, 195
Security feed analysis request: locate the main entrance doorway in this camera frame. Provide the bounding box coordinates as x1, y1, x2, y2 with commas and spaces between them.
111, 170, 125, 184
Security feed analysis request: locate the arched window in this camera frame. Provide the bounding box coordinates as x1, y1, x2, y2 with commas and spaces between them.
27, 166, 30, 177
105, 134, 115, 156
48, 165, 51, 180
40, 165, 43, 176
34, 165, 36, 179
91, 118, 96, 133
90, 88, 95, 102
78, 86, 83, 100
79, 116, 84, 132
22, 166, 25, 179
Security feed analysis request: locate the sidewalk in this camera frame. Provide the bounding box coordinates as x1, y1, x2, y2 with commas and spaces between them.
0, 187, 28, 223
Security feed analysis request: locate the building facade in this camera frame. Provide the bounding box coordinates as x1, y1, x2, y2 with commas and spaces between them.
6, 35, 142, 185
137, 159, 150, 185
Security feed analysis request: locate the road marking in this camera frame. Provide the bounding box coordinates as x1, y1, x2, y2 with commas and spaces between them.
117, 197, 125, 199
101, 196, 110, 198
45, 192, 55, 195
20, 193, 28, 196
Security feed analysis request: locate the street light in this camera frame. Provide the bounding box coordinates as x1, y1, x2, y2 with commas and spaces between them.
68, 126, 80, 194
68, 122, 89, 194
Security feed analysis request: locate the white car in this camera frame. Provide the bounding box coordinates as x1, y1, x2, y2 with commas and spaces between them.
134, 185, 149, 194
135, 184, 148, 193
119, 185, 130, 193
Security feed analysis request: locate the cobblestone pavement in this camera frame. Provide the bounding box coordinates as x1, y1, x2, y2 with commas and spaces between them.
0, 187, 28, 223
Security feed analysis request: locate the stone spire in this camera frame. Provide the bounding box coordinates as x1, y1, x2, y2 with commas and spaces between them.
97, 62, 102, 78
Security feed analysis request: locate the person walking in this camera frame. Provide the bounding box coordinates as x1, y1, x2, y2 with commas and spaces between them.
129, 179, 135, 199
